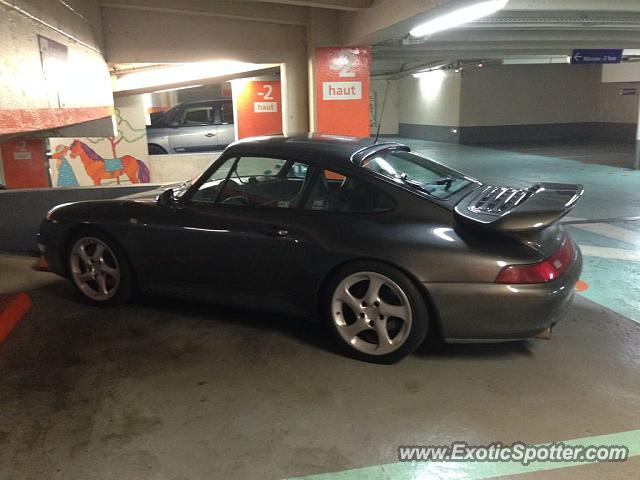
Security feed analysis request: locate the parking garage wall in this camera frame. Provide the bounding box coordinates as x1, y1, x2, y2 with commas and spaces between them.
101, 6, 309, 135
370, 79, 399, 135
396, 64, 639, 144
458, 64, 638, 144
0, 185, 159, 253
397, 71, 462, 143
0, 0, 113, 136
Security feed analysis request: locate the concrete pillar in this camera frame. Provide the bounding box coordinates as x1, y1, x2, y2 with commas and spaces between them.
281, 51, 309, 135
307, 8, 340, 132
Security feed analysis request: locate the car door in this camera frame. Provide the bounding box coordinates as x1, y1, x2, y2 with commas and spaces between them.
140, 155, 312, 309
168, 103, 219, 153
213, 100, 235, 148
277, 167, 397, 310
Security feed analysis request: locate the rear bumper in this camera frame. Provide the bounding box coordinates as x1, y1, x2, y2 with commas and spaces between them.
425, 247, 583, 341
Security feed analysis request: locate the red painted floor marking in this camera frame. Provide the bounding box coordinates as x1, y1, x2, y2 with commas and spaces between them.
575, 280, 589, 292
0, 293, 32, 343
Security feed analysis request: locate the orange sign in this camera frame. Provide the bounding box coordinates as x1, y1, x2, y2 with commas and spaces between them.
315, 47, 371, 137
233, 80, 283, 140
1, 138, 49, 189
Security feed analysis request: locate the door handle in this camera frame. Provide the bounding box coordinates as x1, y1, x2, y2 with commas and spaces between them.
204, 133, 216, 138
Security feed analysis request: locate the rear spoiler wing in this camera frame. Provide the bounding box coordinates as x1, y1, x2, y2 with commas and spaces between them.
455, 182, 584, 232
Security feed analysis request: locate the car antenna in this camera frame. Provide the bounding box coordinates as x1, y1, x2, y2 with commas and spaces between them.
373, 79, 390, 144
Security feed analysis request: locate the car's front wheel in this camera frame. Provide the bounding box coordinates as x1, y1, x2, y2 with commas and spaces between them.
68, 230, 133, 306
148, 144, 167, 155
325, 261, 429, 364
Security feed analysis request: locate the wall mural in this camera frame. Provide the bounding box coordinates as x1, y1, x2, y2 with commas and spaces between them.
68, 139, 150, 185
51, 144, 78, 187
50, 104, 151, 187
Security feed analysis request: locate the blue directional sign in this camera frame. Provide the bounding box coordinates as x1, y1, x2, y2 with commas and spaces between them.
571, 49, 623, 65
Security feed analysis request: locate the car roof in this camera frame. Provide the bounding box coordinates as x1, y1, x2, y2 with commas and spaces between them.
178, 99, 230, 106
224, 134, 409, 165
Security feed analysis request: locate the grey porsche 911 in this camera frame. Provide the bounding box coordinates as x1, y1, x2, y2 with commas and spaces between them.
39, 134, 583, 363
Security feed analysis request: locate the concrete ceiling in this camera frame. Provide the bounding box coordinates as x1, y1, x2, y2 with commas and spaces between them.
99, 0, 640, 78
371, 0, 640, 76
232, 0, 373, 11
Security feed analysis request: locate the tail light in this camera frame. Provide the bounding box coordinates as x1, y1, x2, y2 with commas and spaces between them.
495, 238, 576, 284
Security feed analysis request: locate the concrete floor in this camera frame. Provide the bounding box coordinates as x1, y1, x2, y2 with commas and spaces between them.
1, 256, 639, 480
1, 140, 640, 480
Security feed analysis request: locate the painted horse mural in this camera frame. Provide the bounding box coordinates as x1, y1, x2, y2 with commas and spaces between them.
69, 140, 151, 186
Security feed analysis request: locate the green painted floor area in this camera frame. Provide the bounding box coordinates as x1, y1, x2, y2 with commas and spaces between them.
289, 429, 640, 480
562, 221, 640, 324
573, 244, 640, 325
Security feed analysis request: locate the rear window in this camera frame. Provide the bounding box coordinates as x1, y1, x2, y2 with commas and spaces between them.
360, 150, 474, 200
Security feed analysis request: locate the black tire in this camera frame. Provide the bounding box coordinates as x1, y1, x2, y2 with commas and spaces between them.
148, 144, 167, 155
67, 229, 134, 307
323, 260, 429, 364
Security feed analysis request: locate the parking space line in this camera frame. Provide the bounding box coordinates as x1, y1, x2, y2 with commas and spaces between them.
580, 246, 640, 262
288, 429, 640, 480
562, 216, 640, 225
0, 292, 31, 343
573, 223, 640, 247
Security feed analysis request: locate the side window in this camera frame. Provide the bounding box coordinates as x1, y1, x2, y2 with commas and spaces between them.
181, 107, 211, 125
218, 101, 234, 124
191, 156, 311, 209
286, 163, 308, 179
190, 157, 237, 203
304, 169, 393, 213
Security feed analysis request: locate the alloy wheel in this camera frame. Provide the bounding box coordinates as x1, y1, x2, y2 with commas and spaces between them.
70, 237, 121, 301
331, 271, 413, 355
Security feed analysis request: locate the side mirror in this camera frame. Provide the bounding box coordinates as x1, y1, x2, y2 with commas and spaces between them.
157, 188, 176, 207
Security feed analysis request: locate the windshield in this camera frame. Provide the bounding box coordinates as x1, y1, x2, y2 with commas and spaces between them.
360, 150, 475, 200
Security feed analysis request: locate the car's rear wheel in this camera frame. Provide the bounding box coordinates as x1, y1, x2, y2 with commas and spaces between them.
325, 261, 428, 364
148, 144, 167, 155
68, 231, 133, 306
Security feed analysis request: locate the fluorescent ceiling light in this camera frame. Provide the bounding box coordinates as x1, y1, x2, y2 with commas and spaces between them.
502, 56, 572, 65
410, 0, 509, 37
154, 84, 203, 93
412, 69, 443, 78
412, 63, 449, 77
113, 61, 276, 93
